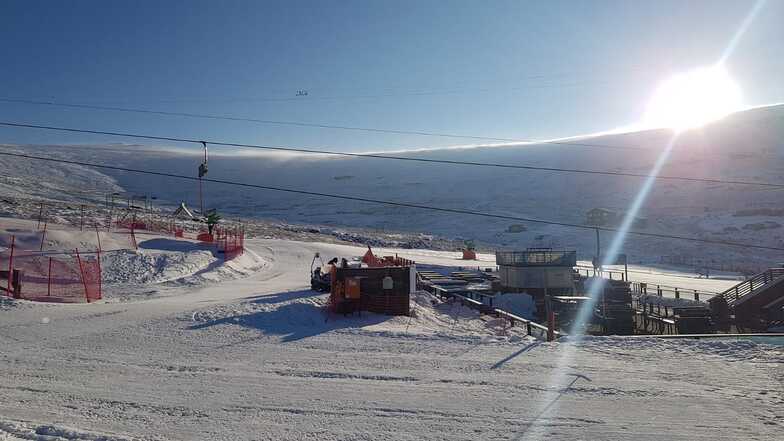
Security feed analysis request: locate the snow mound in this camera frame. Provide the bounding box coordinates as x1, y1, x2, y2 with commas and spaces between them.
101, 245, 266, 301
101, 248, 216, 285
0, 419, 133, 441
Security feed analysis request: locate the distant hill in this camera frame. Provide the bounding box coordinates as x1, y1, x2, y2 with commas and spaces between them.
5, 104, 784, 265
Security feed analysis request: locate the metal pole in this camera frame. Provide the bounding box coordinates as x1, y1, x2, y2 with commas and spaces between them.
131, 213, 137, 249
94, 224, 102, 253
74, 248, 90, 303
96, 247, 102, 300
199, 178, 204, 216
544, 267, 555, 341
108, 194, 115, 232
39, 221, 47, 252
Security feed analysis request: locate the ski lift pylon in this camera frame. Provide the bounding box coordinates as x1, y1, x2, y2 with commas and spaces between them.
198, 141, 209, 214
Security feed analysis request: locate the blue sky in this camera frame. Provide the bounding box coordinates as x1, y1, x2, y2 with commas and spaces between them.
1, 0, 781, 152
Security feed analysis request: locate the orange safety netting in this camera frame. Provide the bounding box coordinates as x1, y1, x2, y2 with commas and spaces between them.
215, 226, 245, 260
0, 242, 102, 303
361, 246, 414, 267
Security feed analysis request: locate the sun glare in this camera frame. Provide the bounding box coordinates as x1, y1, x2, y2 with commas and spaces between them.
643, 65, 743, 131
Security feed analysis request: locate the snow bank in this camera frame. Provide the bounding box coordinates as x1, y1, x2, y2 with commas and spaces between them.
0, 419, 133, 441
101, 244, 265, 301
101, 248, 217, 285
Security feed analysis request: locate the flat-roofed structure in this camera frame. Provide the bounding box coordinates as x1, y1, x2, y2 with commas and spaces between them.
495, 248, 577, 294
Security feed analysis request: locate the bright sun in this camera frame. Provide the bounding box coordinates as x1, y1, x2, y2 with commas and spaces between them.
644, 65, 743, 131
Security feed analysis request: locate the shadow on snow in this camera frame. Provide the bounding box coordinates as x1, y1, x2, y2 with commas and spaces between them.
188, 289, 389, 342
138, 238, 216, 253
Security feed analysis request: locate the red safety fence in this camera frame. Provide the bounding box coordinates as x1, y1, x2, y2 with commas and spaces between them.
115, 217, 178, 235
115, 219, 245, 261
196, 232, 214, 243
114, 215, 178, 250
361, 246, 414, 267
0, 238, 102, 303
215, 226, 245, 260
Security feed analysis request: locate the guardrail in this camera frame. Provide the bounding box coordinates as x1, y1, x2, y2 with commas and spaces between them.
575, 265, 718, 301
492, 307, 564, 339
630, 282, 716, 302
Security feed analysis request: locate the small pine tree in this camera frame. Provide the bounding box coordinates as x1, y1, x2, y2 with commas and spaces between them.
205, 210, 222, 235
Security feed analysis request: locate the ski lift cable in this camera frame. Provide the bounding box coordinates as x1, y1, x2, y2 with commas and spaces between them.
1, 149, 783, 252
0, 98, 649, 151
2, 94, 781, 151
1, 120, 783, 189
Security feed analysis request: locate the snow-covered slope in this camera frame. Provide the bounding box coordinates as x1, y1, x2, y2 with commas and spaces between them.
4, 105, 784, 267
0, 237, 781, 440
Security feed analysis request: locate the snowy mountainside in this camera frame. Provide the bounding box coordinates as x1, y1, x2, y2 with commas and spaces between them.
4, 104, 784, 266
0, 144, 122, 203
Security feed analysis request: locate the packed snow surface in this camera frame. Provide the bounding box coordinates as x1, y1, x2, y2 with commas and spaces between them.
1, 237, 781, 440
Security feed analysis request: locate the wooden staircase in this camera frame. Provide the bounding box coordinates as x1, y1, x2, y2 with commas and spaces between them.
716, 268, 784, 306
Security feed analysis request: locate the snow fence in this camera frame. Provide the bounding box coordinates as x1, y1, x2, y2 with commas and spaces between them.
1, 238, 101, 303
113, 212, 245, 260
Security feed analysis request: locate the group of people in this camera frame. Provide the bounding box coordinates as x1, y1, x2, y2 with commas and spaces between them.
311, 256, 352, 292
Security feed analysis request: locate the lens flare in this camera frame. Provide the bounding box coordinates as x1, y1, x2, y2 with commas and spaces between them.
519, 134, 679, 440
644, 65, 742, 131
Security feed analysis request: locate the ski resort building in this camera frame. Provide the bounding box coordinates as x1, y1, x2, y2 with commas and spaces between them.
328, 265, 414, 316
495, 249, 577, 296
495, 249, 578, 319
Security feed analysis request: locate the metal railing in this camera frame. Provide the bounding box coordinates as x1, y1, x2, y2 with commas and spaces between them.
631, 282, 716, 302
720, 268, 784, 305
